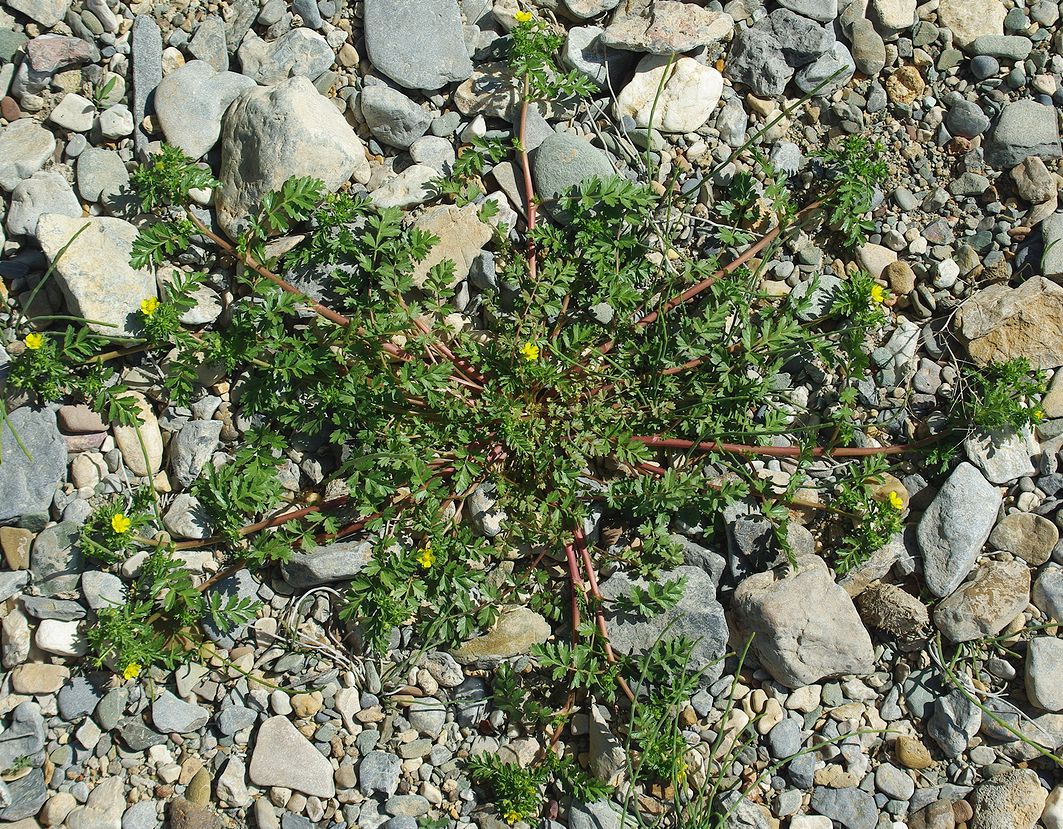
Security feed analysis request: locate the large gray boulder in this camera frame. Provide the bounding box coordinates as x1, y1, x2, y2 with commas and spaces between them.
985, 100, 1062, 171
281, 541, 374, 589
362, 0, 473, 91
35, 213, 157, 338
0, 119, 57, 192
216, 77, 370, 238
732, 554, 874, 688
600, 565, 729, 685
0, 406, 67, 524
916, 462, 1001, 597
154, 60, 256, 159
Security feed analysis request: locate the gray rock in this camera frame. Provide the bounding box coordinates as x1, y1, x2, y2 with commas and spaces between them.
362, 0, 473, 90
359, 750, 401, 796
292, 0, 323, 27
1025, 636, 1063, 711
249, 716, 335, 797
216, 705, 258, 735
762, 8, 835, 66
170, 420, 223, 489
732, 554, 874, 688
35, 213, 157, 338
131, 16, 163, 155
200, 569, 258, 646
189, 16, 228, 71
933, 558, 1030, 643
96, 687, 128, 731
360, 85, 432, 150
81, 570, 125, 610
792, 274, 843, 321
6, 0, 70, 27
6, 169, 80, 238
928, 689, 981, 756
777, 0, 838, 21
409, 136, 456, 174
152, 690, 210, 733
98, 105, 133, 140
281, 540, 373, 589
563, 25, 636, 90
58, 676, 104, 720
217, 76, 370, 238
0, 702, 45, 772
0, 406, 67, 524
0, 571, 29, 603
122, 800, 159, 829
76, 148, 130, 204
1043, 213, 1063, 282
570, 799, 625, 829
600, 565, 727, 685
118, 718, 166, 751
985, 100, 1062, 171
154, 61, 256, 160
22, 599, 87, 622
370, 164, 438, 210
237, 28, 332, 85
601, 0, 734, 54
0, 769, 47, 822
48, 92, 95, 132
562, 0, 622, 18
969, 34, 1033, 59
1033, 567, 1063, 620
794, 41, 855, 94
964, 427, 1038, 485
875, 763, 915, 800
407, 697, 446, 739
533, 132, 613, 211
0, 119, 57, 192
850, 18, 886, 75
947, 99, 992, 138
726, 26, 793, 97
30, 521, 82, 596
767, 718, 802, 759
809, 786, 877, 829
163, 493, 214, 540
916, 461, 1002, 597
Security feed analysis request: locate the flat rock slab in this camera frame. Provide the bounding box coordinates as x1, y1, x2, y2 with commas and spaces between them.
249, 715, 336, 797
363, 0, 473, 90
958, 276, 1063, 369
216, 76, 370, 238
917, 461, 1002, 597
0, 406, 66, 524
35, 213, 157, 338
732, 553, 874, 688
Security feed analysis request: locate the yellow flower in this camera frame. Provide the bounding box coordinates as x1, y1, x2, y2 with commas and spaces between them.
870, 284, 887, 304
111, 513, 132, 534
888, 490, 904, 511
140, 296, 159, 317
520, 341, 540, 362
504, 810, 524, 824
1033, 408, 1046, 421
514, 9, 533, 22
417, 542, 436, 569
123, 663, 142, 681
676, 757, 689, 782
24, 332, 44, 350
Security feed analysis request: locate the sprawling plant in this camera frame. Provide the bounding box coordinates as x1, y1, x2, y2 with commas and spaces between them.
4, 11, 1048, 825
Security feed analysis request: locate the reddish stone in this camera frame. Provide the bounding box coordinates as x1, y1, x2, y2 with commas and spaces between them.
0, 97, 21, 121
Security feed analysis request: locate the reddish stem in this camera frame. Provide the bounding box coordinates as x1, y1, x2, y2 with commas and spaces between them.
631, 435, 920, 458
573, 524, 634, 702
518, 89, 539, 282
596, 200, 823, 358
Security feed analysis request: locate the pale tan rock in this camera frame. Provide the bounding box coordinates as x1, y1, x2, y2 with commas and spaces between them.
113, 391, 164, 476
409, 203, 493, 288
957, 277, 1063, 369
